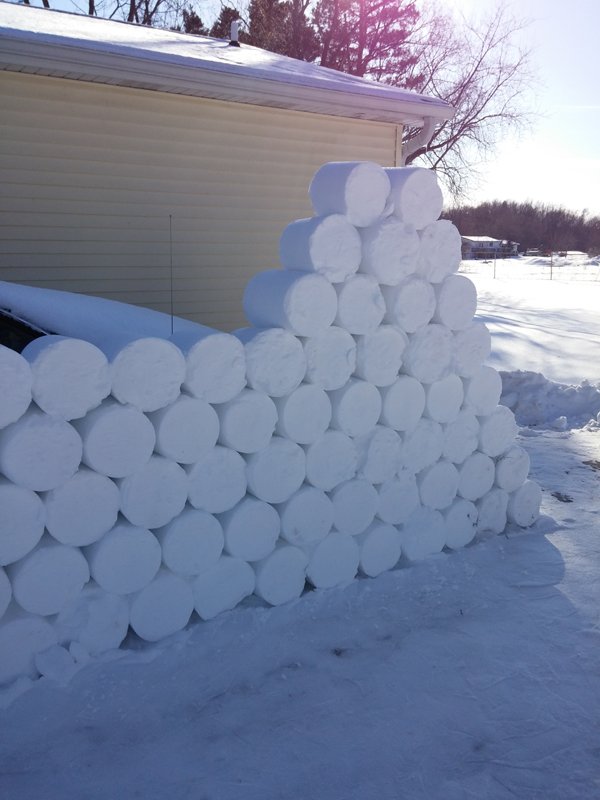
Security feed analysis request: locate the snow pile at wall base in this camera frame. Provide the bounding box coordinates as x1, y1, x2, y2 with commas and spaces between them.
500, 370, 600, 429
0, 162, 540, 687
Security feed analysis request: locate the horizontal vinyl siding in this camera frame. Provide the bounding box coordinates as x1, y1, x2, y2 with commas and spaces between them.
0, 71, 399, 331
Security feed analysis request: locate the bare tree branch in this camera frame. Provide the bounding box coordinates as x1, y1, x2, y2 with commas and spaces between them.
402, 3, 537, 198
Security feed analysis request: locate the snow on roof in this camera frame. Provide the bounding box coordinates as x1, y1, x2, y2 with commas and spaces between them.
0, 3, 453, 126
462, 236, 504, 243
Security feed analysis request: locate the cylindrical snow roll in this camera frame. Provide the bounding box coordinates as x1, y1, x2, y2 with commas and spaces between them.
442, 410, 480, 464
432, 275, 478, 331
278, 486, 334, 546
72, 398, 155, 478
234, 327, 306, 397
0, 478, 45, 566
187, 446, 247, 514
129, 569, 194, 642
0, 345, 32, 429
30, 643, 81, 683
462, 365, 503, 417
43, 467, 119, 547
219, 496, 280, 562
495, 445, 530, 492
359, 218, 420, 286
243, 269, 337, 337
54, 584, 130, 655
379, 375, 425, 432
479, 405, 518, 458
477, 488, 509, 534
386, 166, 444, 230
425, 374, 464, 423
458, 452, 495, 501
400, 418, 444, 473
147, 394, 219, 464
453, 322, 492, 378
444, 498, 478, 549
274, 384, 331, 445
170, 328, 246, 404
354, 425, 402, 485
309, 161, 391, 227
400, 506, 446, 561
402, 323, 453, 384
8, 538, 89, 616
334, 274, 385, 334
22, 335, 110, 420
382, 277, 436, 333
192, 555, 255, 620
417, 219, 462, 283
108, 336, 185, 412
0, 407, 82, 491
354, 325, 407, 387
85, 521, 161, 595
245, 437, 306, 504
155, 507, 223, 576
357, 521, 402, 577
118, 455, 188, 529
302, 326, 357, 390
328, 378, 382, 438
253, 544, 308, 606
330, 479, 378, 536
377, 471, 420, 524
418, 460, 459, 510
0, 568, 11, 621
304, 431, 358, 491
0, 608, 57, 685
305, 531, 359, 589
279, 214, 362, 282
216, 388, 277, 453
507, 480, 542, 528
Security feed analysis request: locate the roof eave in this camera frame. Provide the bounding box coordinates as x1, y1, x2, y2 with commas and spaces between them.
0, 36, 454, 126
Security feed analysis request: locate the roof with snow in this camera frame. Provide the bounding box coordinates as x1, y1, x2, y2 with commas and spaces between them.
461, 236, 503, 243
0, 2, 454, 126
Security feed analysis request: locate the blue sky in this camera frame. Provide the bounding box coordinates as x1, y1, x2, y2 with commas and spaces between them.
444, 0, 600, 215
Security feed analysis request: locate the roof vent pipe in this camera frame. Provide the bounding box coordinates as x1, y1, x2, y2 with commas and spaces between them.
400, 116, 436, 166
229, 21, 241, 47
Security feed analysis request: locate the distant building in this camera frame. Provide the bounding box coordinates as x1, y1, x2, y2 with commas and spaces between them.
461, 236, 519, 260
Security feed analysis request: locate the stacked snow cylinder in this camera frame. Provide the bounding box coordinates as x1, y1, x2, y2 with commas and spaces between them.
0, 162, 540, 686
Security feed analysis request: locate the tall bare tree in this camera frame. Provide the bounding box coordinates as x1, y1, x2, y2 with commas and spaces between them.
401, 4, 535, 197
310, 0, 534, 197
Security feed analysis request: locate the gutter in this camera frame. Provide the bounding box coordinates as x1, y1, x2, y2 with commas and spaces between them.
0, 37, 454, 127
400, 116, 437, 165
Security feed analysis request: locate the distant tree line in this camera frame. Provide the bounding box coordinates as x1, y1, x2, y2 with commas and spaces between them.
444, 200, 600, 256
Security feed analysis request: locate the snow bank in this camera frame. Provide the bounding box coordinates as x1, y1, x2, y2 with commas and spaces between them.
500, 370, 600, 429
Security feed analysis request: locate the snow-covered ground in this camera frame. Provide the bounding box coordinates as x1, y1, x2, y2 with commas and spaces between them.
2, 259, 600, 800
466, 257, 600, 429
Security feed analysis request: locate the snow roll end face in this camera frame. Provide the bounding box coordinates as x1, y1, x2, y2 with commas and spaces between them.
0, 160, 540, 687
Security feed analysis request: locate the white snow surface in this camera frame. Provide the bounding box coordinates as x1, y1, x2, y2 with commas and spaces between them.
2, 263, 600, 798
466, 258, 600, 427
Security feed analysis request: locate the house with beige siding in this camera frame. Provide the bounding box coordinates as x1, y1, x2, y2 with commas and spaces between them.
0, 3, 453, 331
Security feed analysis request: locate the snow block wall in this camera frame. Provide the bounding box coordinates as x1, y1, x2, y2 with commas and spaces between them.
0, 162, 541, 686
